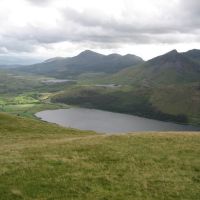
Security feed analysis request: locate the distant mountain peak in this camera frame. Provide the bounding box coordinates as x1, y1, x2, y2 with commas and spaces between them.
108, 53, 122, 57
186, 49, 200, 53
80, 49, 95, 54
183, 49, 200, 56
148, 49, 191, 67
112, 49, 200, 87
77, 50, 104, 57
158, 49, 181, 58
165, 49, 178, 55
182, 49, 200, 64
43, 57, 64, 63
124, 54, 135, 56
15, 49, 145, 77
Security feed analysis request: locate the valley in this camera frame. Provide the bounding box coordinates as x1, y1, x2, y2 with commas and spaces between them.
1, 1, 200, 199
0, 49, 200, 200
0, 49, 200, 126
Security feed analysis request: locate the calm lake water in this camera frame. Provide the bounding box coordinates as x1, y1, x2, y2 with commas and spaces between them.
35, 108, 200, 134
41, 79, 76, 83
95, 84, 121, 88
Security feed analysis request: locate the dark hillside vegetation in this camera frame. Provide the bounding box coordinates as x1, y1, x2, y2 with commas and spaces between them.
150, 84, 200, 125
52, 86, 189, 124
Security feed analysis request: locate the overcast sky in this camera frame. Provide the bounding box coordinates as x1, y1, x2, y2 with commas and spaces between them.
0, 0, 199, 64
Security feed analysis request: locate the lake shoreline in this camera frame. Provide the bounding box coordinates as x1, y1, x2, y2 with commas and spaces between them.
35, 107, 200, 133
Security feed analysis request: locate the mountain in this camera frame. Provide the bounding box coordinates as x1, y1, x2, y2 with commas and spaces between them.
111, 49, 200, 85
17, 50, 143, 78
52, 49, 200, 125
182, 49, 200, 64
43, 57, 65, 63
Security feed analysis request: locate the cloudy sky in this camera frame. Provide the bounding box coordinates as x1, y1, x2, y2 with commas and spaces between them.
0, 0, 199, 64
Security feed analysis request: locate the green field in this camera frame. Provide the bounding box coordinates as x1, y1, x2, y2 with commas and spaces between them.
0, 113, 199, 200
0, 92, 69, 118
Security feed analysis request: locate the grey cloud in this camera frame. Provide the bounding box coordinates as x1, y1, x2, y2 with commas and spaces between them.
27, 0, 52, 6
0, 54, 42, 65
0, 0, 199, 62
0, 36, 36, 53
60, 4, 200, 44
3, 0, 200, 47
178, 0, 200, 29
0, 47, 8, 54
182, 0, 200, 14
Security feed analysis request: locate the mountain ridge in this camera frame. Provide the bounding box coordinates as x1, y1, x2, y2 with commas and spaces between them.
182, 49, 200, 64
110, 49, 200, 85
17, 50, 144, 78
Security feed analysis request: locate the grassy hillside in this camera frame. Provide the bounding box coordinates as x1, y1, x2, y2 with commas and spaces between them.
150, 84, 200, 125
0, 71, 42, 94
110, 64, 200, 86
0, 70, 76, 95
0, 112, 93, 137
0, 113, 199, 199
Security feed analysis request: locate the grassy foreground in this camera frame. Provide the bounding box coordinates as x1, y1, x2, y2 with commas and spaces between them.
0, 113, 199, 200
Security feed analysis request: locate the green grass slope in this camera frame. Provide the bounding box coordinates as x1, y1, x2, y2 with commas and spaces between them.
0, 71, 42, 94
150, 84, 200, 125
0, 113, 199, 199
0, 112, 93, 138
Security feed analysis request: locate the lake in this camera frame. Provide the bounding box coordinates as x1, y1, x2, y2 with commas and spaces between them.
95, 84, 121, 88
35, 108, 200, 134
41, 79, 76, 83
